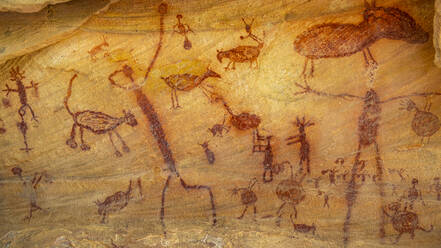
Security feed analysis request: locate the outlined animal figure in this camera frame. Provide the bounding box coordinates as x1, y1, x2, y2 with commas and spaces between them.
217, 97, 261, 131
199, 141, 215, 165
290, 217, 316, 236
275, 165, 306, 226
293, 0, 429, 82
231, 178, 258, 220
383, 201, 433, 244
161, 68, 221, 109
286, 116, 314, 174
252, 133, 289, 183
11, 167, 53, 222
2, 66, 39, 152
64, 74, 138, 157
400, 99, 440, 144
217, 18, 264, 70
95, 178, 142, 223
173, 14, 194, 50
208, 115, 230, 137
88, 36, 109, 61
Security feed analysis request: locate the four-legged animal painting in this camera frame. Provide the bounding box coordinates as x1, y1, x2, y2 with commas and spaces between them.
64, 74, 138, 157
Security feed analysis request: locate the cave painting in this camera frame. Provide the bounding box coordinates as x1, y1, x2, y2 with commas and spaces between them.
400, 99, 440, 145
291, 1, 436, 245
161, 67, 221, 109
2, 66, 39, 152
383, 201, 433, 244
294, 0, 428, 82
231, 178, 258, 220
173, 14, 194, 50
11, 167, 53, 222
64, 74, 137, 157
95, 178, 143, 223
107, 3, 217, 237
217, 18, 264, 70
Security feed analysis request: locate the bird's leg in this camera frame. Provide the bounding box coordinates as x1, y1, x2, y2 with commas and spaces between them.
109, 132, 122, 157
363, 48, 378, 84
114, 130, 130, 153
172, 89, 181, 109
170, 90, 175, 109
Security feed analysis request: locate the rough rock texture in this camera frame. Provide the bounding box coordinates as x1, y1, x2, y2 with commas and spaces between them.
0, 0, 118, 64
0, 0, 440, 247
435, 0, 441, 67
0, 0, 72, 13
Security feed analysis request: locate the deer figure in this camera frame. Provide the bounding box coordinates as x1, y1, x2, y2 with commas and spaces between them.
217, 18, 264, 70
88, 36, 109, 62
208, 114, 230, 137
161, 67, 221, 109
64, 74, 138, 157
286, 116, 314, 174
294, 0, 429, 82
95, 178, 142, 223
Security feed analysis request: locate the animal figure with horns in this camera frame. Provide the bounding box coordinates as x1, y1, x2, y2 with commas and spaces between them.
293, 0, 429, 82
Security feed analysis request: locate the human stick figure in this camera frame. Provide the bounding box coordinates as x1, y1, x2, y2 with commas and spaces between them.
2, 66, 39, 152
11, 167, 52, 222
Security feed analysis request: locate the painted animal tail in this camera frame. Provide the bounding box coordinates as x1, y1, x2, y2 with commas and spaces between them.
64, 74, 78, 116
418, 224, 433, 233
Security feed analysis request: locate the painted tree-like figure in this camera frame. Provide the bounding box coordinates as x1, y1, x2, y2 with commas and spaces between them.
231, 178, 258, 220
294, 0, 428, 82
2, 66, 39, 152
107, 3, 216, 237
383, 201, 433, 244
11, 167, 52, 222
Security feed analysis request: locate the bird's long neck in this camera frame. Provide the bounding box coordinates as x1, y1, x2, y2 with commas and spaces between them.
195, 72, 211, 85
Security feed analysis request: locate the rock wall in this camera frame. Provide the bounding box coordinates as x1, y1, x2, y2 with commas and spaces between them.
0, 0, 440, 247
